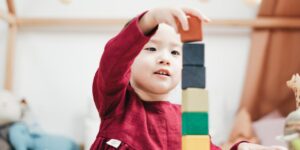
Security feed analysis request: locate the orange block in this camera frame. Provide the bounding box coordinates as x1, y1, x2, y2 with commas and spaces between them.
177, 15, 203, 42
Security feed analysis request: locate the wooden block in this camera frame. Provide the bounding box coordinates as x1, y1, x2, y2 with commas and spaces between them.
183, 43, 205, 66
177, 15, 203, 42
182, 66, 205, 89
182, 135, 210, 150
182, 112, 208, 135
182, 88, 208, 112
291, 138, 300, 150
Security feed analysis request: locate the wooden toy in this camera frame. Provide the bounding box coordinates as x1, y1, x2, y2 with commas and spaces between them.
183, 43, 205, 66
180, 12, 209, 149
182, 112, 208, 135
177, 15, 203, 42
182, 66, 205, 89
182, 135, 210, 150
182, 88, 208, 112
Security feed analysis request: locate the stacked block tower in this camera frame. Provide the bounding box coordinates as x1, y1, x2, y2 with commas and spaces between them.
177, 15, 210, 150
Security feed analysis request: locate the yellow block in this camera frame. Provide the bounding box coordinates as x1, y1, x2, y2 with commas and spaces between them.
182, 88, 208, 112
182, 135, 210, 150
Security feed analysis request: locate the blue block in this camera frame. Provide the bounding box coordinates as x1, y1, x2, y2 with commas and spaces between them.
183, 43, 205, 66
182, 66, 205, 89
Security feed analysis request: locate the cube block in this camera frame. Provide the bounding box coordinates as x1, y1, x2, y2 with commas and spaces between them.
182, 112, 208, 135
182, 135, 210, 150
183, 43, 205, 66
182, 66, 205, 89
291, 139, 300, 150
177, 15, 203, 42
182, 88, 208, 112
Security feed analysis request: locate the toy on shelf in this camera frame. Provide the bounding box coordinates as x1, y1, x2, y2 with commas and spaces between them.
287, 74, 300, 108
0, 90, 80, 150
282, 74, 300, 150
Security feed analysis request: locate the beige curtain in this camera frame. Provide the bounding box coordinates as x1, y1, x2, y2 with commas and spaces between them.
225, 0, 300, 146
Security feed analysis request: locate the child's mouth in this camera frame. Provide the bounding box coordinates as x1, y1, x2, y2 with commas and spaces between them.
154, 69, 170, 76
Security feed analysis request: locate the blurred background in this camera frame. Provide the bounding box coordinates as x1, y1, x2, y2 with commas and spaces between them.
1, 0, 299, 149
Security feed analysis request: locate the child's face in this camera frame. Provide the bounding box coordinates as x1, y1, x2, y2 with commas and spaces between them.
130, 24, 182, 97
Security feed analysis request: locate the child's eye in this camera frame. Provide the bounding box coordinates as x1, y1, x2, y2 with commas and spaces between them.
144, 47, 157, 51
171, 50, 180, 56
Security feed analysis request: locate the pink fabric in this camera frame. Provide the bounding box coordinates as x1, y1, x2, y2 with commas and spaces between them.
91, 12, 240, 150
211, 141, 222, 150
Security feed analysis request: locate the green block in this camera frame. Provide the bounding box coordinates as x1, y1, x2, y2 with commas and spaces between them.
292, 138, 300, 150
182, 112, 208, 135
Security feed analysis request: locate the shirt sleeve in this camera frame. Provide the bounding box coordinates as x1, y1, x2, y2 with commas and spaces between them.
210, 138, 247, 150
230, 141, 248, 150
211, 142, 222, 150
92, 12, 158, 118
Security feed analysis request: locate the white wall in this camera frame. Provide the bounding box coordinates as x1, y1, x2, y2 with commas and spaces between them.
0, 0, 259, 146
0, 0, 8, 89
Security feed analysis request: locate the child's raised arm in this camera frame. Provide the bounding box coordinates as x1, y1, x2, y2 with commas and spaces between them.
93, 12, 153, 117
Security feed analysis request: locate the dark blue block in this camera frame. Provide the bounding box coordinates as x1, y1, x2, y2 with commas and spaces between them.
183, 43, 205, 66
182, 66, 205, 89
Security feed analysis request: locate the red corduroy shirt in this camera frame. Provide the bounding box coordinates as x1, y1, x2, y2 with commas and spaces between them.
91, 12, 240, 150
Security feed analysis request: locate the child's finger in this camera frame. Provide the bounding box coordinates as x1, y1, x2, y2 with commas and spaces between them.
168, 18, 178, 32
172, 9, 189, 31
182, 7, 211, 22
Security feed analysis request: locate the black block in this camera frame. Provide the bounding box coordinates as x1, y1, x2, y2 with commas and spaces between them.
182, 66, 205, 89
183, 43, 205, 66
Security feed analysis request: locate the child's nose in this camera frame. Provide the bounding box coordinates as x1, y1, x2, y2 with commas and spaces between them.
157, 50, 171, 66
158, 59, 170, 66
157, 55, 171, 66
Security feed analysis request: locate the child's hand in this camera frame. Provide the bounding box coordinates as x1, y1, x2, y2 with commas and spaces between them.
139, 7, 210, 34
238, 143, 287, 150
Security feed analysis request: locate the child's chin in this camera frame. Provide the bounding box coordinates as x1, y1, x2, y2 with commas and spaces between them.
153, 85, 173, 93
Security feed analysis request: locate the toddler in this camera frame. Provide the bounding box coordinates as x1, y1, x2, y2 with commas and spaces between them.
91, 7, 286, 150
